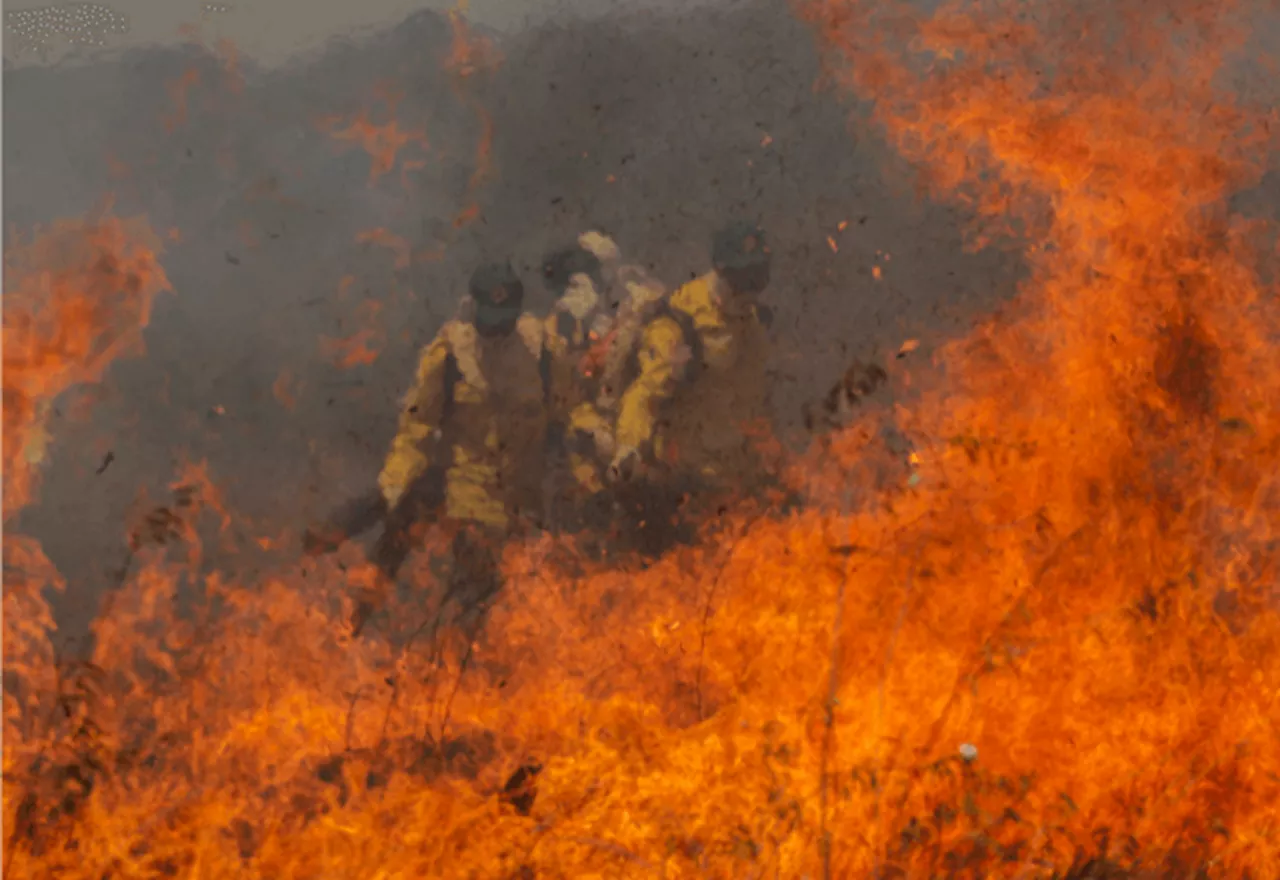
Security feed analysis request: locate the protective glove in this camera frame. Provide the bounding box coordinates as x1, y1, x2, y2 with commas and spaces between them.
607, 445, 642, 484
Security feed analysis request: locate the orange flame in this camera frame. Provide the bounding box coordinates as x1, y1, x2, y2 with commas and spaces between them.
320, 299, 385, 369
272, 369, 299, 411
216, 38, 246, 95
6, 0, 1280, 876
445, 5, 501, 225
162, 68, 201, 133
2, 210, 171, 519
355, 228, 412, 270
444, 3, 502, 82
783, 0, 1280, 870
319, 88, 429, 185
320, 330, 381, 369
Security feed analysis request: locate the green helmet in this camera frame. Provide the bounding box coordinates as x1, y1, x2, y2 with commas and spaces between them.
469, 261, 524, 336
712, 221, 771, 296
542, 245, 604, 298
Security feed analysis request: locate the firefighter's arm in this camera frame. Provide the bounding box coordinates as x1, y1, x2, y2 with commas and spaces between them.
540, 311, 573, 367
597, 314, 640, 410
565, 402, 612, 492
377, 332, 453, 508
670, 273, 734, 371
569, 402, 615, 459
597, 268, 666, 410
540, 317, 574, 454
610, 316, 689, 473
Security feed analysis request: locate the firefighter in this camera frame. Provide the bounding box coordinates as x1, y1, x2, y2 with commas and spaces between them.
539, 232, 668, 530
312, 261, 552, 634
541, 235, 612, 483
603, 221, 776, 535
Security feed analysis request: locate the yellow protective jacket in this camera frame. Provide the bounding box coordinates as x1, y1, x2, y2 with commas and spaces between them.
542, 306, 616, 493
542, 261, 661, 493
611, 270, 772, 483
377, 314, 549, 530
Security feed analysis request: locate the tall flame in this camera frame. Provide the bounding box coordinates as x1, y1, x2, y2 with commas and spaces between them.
3, 211, 171, 520
5, 0, 1280, 876
3, 213, 170, 865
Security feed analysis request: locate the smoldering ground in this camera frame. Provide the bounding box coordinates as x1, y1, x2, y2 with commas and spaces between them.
2, 0, 1034, 645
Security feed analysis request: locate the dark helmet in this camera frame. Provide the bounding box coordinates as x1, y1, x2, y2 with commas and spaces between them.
469, 261, 524, 336
542, 245, 604, 298
711, 221, 771, 296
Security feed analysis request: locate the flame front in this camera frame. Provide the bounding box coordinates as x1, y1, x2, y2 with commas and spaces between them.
5, 0, 1280, 877
2, 211, 170, 520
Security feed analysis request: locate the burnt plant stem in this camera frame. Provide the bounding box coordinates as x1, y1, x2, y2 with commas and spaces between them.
377, 584, 453, 754
3, 801, 25, 878
420, 583, 470, 741
695, 513, 763, 721
343, 687, 365, 752
694, 542, 734, 722
437, 619, 481, 744
874, 564, 915, 872
694, 577, 718, 722
377, 675, 401, 754
819, 563, 847, 880
818, 490, 861, 879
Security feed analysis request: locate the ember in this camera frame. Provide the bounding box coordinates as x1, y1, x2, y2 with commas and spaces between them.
5, 0, 1280, 877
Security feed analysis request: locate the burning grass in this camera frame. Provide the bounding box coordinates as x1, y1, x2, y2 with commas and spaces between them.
5, 0, 1280, 876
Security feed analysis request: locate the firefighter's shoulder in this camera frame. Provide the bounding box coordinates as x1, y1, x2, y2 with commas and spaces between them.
616, 265, 665, 308
668, 271, 721, 320
405, 321, 463, 389
432, 317, 473, 357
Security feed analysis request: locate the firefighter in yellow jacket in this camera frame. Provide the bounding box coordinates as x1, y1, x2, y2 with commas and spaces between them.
605, 221, 775, 499
355, 261, 550, 632
539, 235, 615, 504
538, 232, 675, 532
